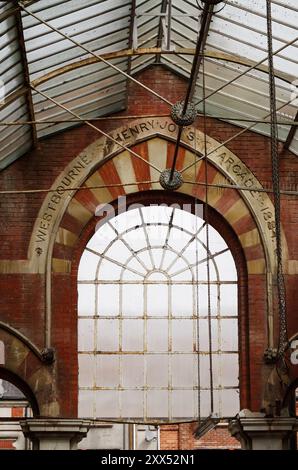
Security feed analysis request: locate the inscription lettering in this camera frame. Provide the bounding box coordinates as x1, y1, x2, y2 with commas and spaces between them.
32, 119, 277, 263
35, 155, 91, 244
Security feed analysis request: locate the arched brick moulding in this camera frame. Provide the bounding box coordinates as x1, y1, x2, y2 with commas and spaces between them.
0, 329, 59, 417
50, 137, 275, 415
30, 126, 281, 415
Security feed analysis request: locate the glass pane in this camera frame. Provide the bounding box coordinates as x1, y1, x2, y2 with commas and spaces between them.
122, 284, 144, 317
98, 259, 122, 280
137, 250, 154, 270
98, 285, 119, 316
78, 284, 96, 316
199, 390, 212, 418
215, 251, 237, 281
172, 390, 194, 418
218, 389, 240, 417
122, 319, 144, 351
78, 251, 98, 280
79, 354, 95, 387
147, 390, 168, 418
125, 257, 147, 275
78, 390, 95, 417
221, 354, 239, 387
168, 227, 193, 253
96, 355, 119, 387
198, 319, 219, 352
150, 248, 166, 269
122, 355, 144, 387
195, 260, 218, 282
78, 319, 94, 351
122, 227, 147, 252
106, 240, 132, 264
171, 285, 193, 317
209, 225, 228, 252
211, 354, 221, 388
220, 319, 238, 351
171, 269, 193, 281
182, 239, 199, 264
147, 225, 167, 247
147, 355, 168, 387
147, 320, 168, 352
220, 285, 238, 316
141, 205, 173, 224
95, 390, 119, 418
198, 285, 218, 316
167, 256, 189, 275
172, 355, 194, 388
198, 354, 211, 390
172, 320, 194, 352
197, 224, 207, 246
111, 208, 142, 231
120, 390, 143, 418
147, 272, 168, 281
147, 284, 168, 317
161, 249, 179, 271
122, 269, 144, 281
173, 208, 204, 233
212, 354, 239, 388
97, 319, 119, 351
199, 319, 209, 352
87, 223, 116, 253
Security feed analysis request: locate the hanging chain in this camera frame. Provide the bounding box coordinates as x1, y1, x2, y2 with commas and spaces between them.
202, 56, 214, 413
194, 126, 201, 424
266, 0, 288, 356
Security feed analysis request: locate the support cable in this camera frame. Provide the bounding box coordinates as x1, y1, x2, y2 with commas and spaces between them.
181, 96, 297, 175
1, 180, 298, 197
30, 84, 162, 174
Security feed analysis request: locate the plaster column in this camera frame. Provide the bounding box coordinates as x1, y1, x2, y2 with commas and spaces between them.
20, 419, 90, 450
229, 410, 298, 450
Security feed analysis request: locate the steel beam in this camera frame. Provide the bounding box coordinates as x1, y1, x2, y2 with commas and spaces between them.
14, 8, 38, 146
30, 83, 163, 174
155, 0, 168, 61
181, 97, 297, 175
283, 110, 298, 151
1, 48, 294, 113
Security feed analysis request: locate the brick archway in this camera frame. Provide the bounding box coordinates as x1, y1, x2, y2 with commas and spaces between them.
0, 328, 59, 417
47, 135, 276, 415
23, 124, 288, 416
55, 138, 266, 277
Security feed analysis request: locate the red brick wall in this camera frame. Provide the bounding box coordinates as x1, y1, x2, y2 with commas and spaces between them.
0, 65, 297, 446
0, 440, 15, 450
195, 426, 240, 450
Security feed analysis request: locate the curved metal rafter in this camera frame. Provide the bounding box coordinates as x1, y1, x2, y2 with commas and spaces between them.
0, 48, 294, 114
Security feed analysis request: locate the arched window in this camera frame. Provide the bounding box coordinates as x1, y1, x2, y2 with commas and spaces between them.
78, 205, 239, 422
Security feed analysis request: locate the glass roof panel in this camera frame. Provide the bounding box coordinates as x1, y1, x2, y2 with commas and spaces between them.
0, 0, 298, 168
